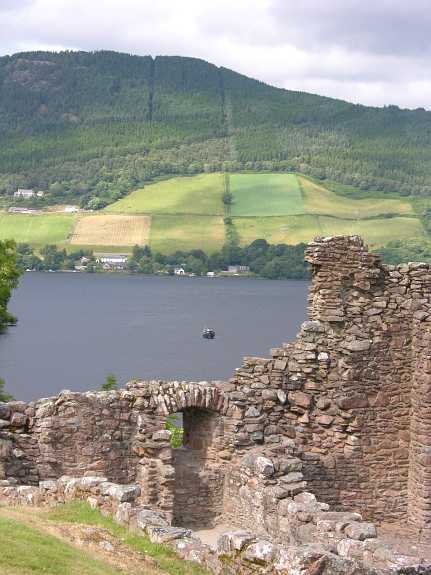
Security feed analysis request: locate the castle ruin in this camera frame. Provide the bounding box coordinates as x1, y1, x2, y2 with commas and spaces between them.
1, 236, 431, 572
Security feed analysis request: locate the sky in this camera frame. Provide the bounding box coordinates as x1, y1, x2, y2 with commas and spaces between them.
0, 0, 430, 110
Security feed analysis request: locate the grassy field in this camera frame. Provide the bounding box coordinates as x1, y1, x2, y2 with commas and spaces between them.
233, 214, 424, 247
150, 215, 224, 253
106, 174, 224, 215
229, 173, 303, 217
0, 212, 75, 246
299, 176, 413, 219
318, 216, 425, 245
70, 215, 151, 247
234, 215, 321, 245
0, 172, 426, 252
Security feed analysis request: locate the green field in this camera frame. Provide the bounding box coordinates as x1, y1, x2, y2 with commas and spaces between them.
149, 215, 224, 253
233, 214, 424, 247
106, 173, 224, 215
229, 173, 303, 216
234, 215, 321, 245
0, 212, 75, 246
0, 172, 427, 252
318, 216, 425, 245
300, 177, 413, 219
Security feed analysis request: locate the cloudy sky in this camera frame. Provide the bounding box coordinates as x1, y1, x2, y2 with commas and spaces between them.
0, 0, 430, 109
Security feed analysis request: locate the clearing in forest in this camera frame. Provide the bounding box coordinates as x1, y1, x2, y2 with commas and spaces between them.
0, 212, 75, 246
229, 173, 304, 217
105, 173, 224, 215
70, 215, 151, 247
149, 215, 225, 253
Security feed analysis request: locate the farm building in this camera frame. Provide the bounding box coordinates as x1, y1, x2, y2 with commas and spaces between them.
227, 265, 250, 274
95, 254, 128, 270
14, 188, 35, 198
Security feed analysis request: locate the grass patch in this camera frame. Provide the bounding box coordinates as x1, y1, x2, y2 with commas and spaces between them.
70, 214, 151, 247
47, 502, 207, 575
317, 216, 425, 246
229, 173, 304, 217
106, 174, 224, 215
299, 176, 413, 219
233, 215, 321, 245
0, 513, 122, 575
150, 215, 225, 253
0, 212, 75, 246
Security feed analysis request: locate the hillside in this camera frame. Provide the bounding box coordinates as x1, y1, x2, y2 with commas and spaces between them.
1, 50, 431, 212
0, 173, 426, 254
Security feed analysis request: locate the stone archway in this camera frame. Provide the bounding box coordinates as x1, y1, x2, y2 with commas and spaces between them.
172, 406, 227, 528
132, 381, 234, 526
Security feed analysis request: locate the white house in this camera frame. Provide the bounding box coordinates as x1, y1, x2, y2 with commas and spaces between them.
95, 254, 128, 270
227, 265, 250, 274
14, 189, 35, 198
64, 205, 79, 213
174, 267, 186, 276
36, 191, 45, 198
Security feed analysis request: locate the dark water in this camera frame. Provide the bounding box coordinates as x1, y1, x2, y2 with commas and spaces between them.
0, 273, 309, 401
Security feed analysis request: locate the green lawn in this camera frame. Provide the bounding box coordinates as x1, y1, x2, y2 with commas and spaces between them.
300, 176, 413, 219
0, 212, 75, 246
229, 173, 304, 217
0, 514, 122, 575
106, 173, 224, 215
150, 215, 225, 253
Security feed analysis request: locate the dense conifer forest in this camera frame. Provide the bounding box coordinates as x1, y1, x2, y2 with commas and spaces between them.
1, 51, 431, 208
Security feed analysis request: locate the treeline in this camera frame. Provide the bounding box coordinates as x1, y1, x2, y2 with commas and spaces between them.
376, 240, 431, 266
15, 240, 310, 280
0, 240, 21, 333
1, 51, 431, 207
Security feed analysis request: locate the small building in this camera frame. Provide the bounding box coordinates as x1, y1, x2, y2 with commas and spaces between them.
36, 191, 45, 198
95, 254, 128, 270
14, 188, 35, 198
227, 265, 250, 274
64, 205, 79, 213
207, 271, 216, 277
174, 267, 186, 276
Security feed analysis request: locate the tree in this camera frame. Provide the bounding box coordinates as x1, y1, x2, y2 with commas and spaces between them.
0, 240, 21, 332
222, 191, 233, 205
101, 373, 118, 391
0, 378, 14, 402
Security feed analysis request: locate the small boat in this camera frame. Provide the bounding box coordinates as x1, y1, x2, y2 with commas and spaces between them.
202, 328, 216, 339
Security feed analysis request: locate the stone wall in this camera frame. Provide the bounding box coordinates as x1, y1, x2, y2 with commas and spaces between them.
1, 235, 431, 539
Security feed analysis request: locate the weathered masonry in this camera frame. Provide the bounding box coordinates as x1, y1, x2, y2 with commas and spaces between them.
1, 235, 431, 544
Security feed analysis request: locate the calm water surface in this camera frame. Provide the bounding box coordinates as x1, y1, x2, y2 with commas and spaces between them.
0, 273, 308, 401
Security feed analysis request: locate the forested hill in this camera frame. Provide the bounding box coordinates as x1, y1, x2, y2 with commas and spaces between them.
1, 50, 431, 207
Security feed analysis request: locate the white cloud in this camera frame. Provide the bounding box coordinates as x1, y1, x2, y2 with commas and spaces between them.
0, 0, 429, 109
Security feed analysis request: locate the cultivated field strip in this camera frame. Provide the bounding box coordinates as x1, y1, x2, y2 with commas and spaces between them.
70, 215, 151, 247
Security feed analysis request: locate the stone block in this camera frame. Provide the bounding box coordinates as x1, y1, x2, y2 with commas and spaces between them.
344, 522, 377, 541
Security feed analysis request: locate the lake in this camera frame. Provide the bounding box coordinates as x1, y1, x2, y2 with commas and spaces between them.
0, 273, 309, 401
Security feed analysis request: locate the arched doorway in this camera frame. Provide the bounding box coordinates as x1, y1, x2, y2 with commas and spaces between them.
172, 407, 227, 528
